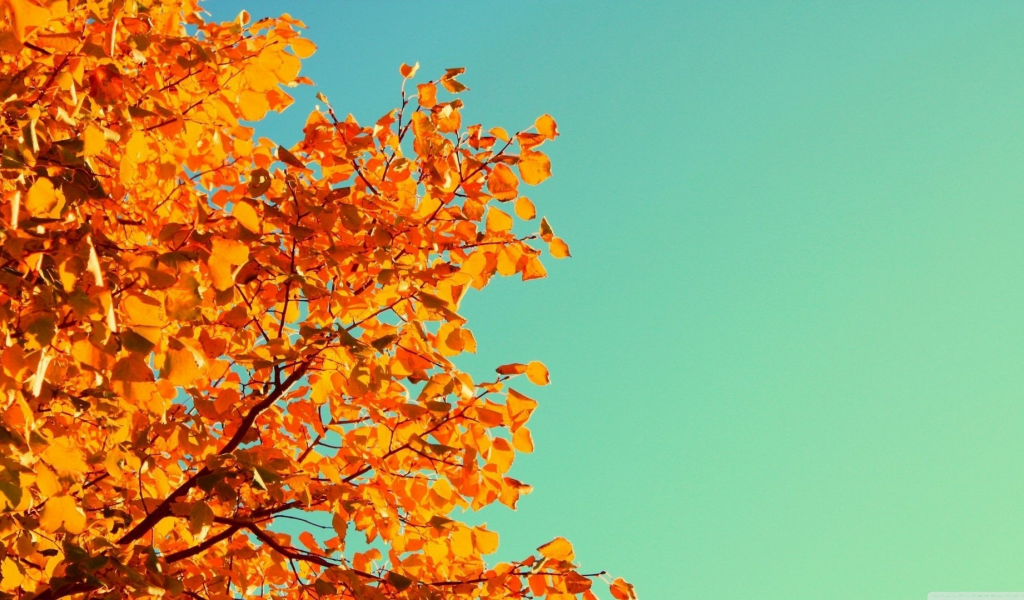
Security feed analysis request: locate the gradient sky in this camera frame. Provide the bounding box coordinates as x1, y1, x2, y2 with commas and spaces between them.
207, 2, 1024, 598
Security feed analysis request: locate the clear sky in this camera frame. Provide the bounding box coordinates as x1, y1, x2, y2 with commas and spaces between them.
208, 2, 1024, 598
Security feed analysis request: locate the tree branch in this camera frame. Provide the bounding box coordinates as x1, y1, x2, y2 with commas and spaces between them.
164, 524, 241, 563
117, 360, 314, 545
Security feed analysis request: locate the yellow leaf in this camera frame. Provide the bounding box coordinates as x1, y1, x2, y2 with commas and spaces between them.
39, 495, 86, 534
165, 274, 202, 321
83, 125, 105, 156
25, 177, 57, 217
289, 37, 317, 59
209, 238, 249, 291
122, 294, 167, 328
537, 537, 575, 562
489, 437, 514, 472
522, 256, 547, 281
451, 527, 473, 558
239, 90, 270, 121
42, 437, 89, 476
473, 527, 499, 555
244, 64, 277, 93
549, 237, 571, 259
232, 200, 261, 233
436, 322, 464, 357
513, 426, 534, 453
208, 237, 246, 262
0, 558, 23, 591
7, 0, 50, 43
486, 207, 513, 233
519, 150, 552, 185
506, 388, 538, 431
489, 127, 510, 142
526, 361, 550, 385
36, 464, 59, 497
535, 114, 559, 140
515, 197, 536, 220
162, 338, 206, 386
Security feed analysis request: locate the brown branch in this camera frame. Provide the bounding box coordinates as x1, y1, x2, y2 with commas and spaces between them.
117, 360, 314, 545
216, 517, 335, 568
164, 524, 241, 563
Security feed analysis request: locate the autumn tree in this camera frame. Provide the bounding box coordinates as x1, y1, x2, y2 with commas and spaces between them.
0, 1, 635, 599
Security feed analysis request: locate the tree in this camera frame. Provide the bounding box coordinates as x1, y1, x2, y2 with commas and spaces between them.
0, 1, 637, 599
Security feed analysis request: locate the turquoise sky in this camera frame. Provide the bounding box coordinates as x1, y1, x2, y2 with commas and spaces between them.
210, 2, 1024, 598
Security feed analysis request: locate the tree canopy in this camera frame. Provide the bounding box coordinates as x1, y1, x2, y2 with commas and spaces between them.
0, 1, 635, 599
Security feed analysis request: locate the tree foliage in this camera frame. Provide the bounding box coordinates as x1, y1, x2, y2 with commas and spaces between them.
0, 0, 636, 599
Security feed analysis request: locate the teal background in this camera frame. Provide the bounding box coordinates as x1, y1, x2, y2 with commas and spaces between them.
208, 2, 1024, 598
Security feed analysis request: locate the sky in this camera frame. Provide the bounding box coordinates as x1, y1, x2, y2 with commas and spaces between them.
207, 2, 1024, 598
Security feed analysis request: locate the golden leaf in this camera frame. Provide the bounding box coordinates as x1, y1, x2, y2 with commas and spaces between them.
417, 82, 437, 108
487, 163, 519, 201
239, 90, 270, 121
290, 37, 317, 59
515, 196, 536, 220
535, 114, 559, 140
519, 150, 552, 185
486, 207, 513, 233
232, 200, 261, 233
25, 177, 58, 217
0, 558, 23, 591
549, 237, 571, 259
537, 537, 575, 562
39, 495, 86, 534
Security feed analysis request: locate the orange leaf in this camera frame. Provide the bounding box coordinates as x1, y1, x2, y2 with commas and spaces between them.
610, 578, 637, 600
473, 527, 499, 554
83, 125, 105, 156
535, 114, 559, 140
299, 531, 319, 552
25, 177, 58, 217
7, 0, 50, 43
522, 256, 547, 281
526, 361, 549, 385
496, 363, 527, 375
519, 150, 552, 185
239, 90, 270, 121
512, 427, 534, 453
39, 495, 86, 534
122, 294, 167, 328
400, 62, 419, 78
162, 339, 207, 386
486, 207, 513, 233
417, 82, 437, 108
290, 37, 317, 58
549, 237, 571, 259
514, 197, 536, 220
487, 163, 519, 201
507, 388, 538, 431
232, 200, 261, 233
